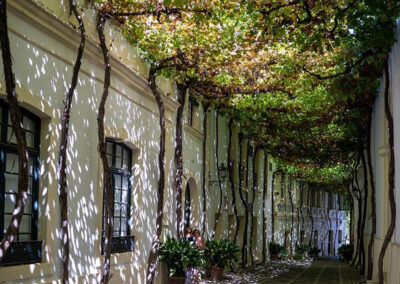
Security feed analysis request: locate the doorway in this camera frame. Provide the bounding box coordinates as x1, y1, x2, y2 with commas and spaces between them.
184, 183, 191, 229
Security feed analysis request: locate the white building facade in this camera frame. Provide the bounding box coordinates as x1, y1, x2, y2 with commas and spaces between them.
351, 20, 400, 284
0, 1, 347, 283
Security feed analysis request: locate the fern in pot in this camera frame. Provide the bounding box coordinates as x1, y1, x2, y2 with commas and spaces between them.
158, 237, 204, 284
204, 239, 240, 280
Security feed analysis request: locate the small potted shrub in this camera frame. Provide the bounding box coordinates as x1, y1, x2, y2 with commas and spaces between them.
307, 246, 321, 258
205, 239, 239, 280
338, 244, 353, 263
293, 253, 303, 260
158, 237, 204, 284
278, 247, 289, 260
268, 242, 284, 260
294, 244, 310, 260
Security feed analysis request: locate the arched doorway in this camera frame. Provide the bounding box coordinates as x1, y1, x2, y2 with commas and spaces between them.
184, 183, 191, 229
184, 178, 201, 231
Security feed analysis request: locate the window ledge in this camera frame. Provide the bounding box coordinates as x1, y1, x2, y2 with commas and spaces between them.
109, 250, 136, 266
101, 236, 135, 255
0, 240, 42, 266
184, 124, 203, 141
0, 262, 52, 282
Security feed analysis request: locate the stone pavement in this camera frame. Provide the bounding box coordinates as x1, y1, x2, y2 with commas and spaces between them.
202, 257, 365, 284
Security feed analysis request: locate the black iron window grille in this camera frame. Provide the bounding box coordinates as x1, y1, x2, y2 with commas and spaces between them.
102, 139, 134, 253
101, 236, 135, 255
0, 100, 41, 265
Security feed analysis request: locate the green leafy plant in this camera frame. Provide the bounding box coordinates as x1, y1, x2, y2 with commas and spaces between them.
158, 237, 204, 277
308, 246, 321, 258
204, 239, 240, 269
293, 253, 304, 261
268, 242, 285, 256
278, 247, 289, 259
338, 244, 353, 262
295, 244, 310, 256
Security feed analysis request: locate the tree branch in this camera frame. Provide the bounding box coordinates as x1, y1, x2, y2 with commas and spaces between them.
102, 7, 210, 19
302, 50, 373, 80
260, 0, 301, 16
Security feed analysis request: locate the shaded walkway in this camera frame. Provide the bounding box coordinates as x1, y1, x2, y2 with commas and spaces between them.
261, 258, 364, 284
203, 257, 365, 284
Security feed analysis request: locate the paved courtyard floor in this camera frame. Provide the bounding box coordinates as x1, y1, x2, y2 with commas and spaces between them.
203, 257, 365, 284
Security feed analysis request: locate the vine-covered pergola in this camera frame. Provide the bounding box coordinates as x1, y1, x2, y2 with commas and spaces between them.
1, 0, 400, 284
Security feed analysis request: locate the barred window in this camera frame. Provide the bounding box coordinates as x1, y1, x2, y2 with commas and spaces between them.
0, 100, 41, 265
103, 139, 132, 238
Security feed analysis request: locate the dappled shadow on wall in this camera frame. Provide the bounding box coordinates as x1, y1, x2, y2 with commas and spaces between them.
0, 10, 177, 284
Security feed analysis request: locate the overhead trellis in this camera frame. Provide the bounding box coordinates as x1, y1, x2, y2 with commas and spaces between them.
85, 0, 400, 282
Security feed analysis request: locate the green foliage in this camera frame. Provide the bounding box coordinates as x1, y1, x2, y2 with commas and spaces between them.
158, 237, 204, 277
268, 242, 285, 256
87, 0, 400, 191
307, 246, 321, 258
278, 247, 289, 259
293, 253, 304, 261
204, 239, 240, 269
295, 244, 310, 256
338, 244, 354, 261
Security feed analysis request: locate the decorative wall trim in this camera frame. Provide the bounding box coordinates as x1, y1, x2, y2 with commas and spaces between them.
8, 0, 180, 120
184, 124, 203, 141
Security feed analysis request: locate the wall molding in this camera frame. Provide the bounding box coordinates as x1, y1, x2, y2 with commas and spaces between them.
8, 0, 180, 119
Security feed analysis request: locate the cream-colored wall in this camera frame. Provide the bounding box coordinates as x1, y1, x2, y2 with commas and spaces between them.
273, 180, 347, 257
349, 21, 400, 283
0, 0, 351, 283
0, 0, 178, 283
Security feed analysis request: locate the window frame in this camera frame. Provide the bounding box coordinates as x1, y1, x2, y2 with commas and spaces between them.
0, 100, 41, 265
102, 139, 133, 238
187, 96, 199, 127
101, 139, 135, 254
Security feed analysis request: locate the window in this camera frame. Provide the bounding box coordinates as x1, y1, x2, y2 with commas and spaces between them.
251, 217, 258, 251
284, 231, 290, 248
313, 230, 318, 248
184, 183, 191, 229
228, 215, 235, 242
328, 230, 333, 254
300, 187, 303, 205
300, 230, 305, 244
329, 192, 334, 210
187, 97, 199, 127
102, 139, 134, 253
280, 174, 285, 200
0, 100, 41, 265
312, 190, 318, 207
338, 230, 342, 244
188, 100, 193, 126
339, 195, 344, 210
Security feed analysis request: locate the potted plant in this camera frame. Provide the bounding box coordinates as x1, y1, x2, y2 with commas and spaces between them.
268, 242, 285, 260
307, 246, 321, 258
338, 244, 353, 263
204, 239, 239, 280
278, 247, 289, 260
158, 237, 204, 284
294, 244, 310, 260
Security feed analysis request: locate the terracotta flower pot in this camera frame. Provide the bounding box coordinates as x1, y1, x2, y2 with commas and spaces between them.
167, 276, 186, 284
270, 254, 280, 260
210, 266, 224, 280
